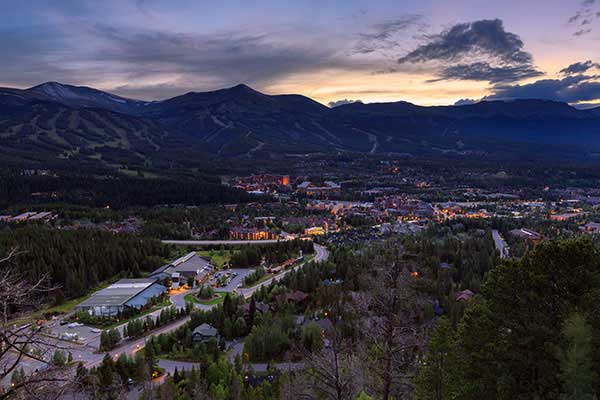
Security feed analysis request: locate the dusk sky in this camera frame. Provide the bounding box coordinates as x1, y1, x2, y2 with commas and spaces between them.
2, 0, 600, 106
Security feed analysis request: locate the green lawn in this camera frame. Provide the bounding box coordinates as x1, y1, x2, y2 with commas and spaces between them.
184, 292, 227, 306
6, 280, 116, 327
197, 250, 237, 269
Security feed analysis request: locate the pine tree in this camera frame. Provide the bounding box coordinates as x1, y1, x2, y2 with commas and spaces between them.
52, 350, 67, 367
100, 330, 111, 351
144, 342, 157, 380
558, 312, 596, 400
414, 317, 457, 400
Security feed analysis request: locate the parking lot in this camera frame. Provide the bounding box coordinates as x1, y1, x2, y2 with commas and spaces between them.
209, 268, 255, 292
45, 320, 102, 345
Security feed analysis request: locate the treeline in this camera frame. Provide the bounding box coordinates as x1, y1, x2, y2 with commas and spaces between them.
123, 305, 188, 339
78, 348, 281, 400
0, 225, 169, 301
230, 239, 314, 268
0, 173, 256, 209
415, 237, 600, 399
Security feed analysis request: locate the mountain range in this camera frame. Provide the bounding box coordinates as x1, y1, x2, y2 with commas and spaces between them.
1, 81, 600, 169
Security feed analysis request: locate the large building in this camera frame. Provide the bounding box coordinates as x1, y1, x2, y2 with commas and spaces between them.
149, 252, 214, 288
75, 278, 166, 316
296, 181, 341, 196
229, 227, 279, 240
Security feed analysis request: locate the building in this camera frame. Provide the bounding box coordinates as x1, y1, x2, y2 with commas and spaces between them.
550, 212, 583, 221
296, 181, 342, 196
75, 278, 166, 316
304, 226, 326, 236
229, 227, 279, 240
581, 222, 600, 234
149, 252, 214, 288
192, 323, 219, 342
456, 289, 475, 302
509, 228, 541, 241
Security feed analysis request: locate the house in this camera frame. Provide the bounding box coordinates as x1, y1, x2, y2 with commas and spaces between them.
550, 212, 583, 221
75, 278, 166, 316
581, 222, 600, 234
192, 323, 219, 342
456, 289, 475, 302
241, 301, 271, 315
301, 318, 335, 338
276, 290, 309, 306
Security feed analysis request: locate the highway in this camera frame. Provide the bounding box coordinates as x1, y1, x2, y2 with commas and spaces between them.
162, 239, 289, 245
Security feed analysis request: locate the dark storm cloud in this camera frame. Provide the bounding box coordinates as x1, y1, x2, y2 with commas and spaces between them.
399, 19, 533, 65
429, 62, 542, 84
560, 60, 600, 75
397, 19, 541, 84
484, 74, 600, 103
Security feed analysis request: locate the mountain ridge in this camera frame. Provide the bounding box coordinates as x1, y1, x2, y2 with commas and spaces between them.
2, 81, 600, 167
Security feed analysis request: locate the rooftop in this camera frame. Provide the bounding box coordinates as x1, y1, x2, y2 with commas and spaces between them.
77, 278, 160, 308
149, 252, 213, 277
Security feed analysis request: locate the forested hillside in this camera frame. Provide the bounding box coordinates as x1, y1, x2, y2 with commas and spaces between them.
415, 238, 600, 399
0, 173, 255, 209
0, 226, 169, 301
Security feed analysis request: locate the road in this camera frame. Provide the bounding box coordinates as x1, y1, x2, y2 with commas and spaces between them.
5, 243, 329, 390
492, 229, 509, 259
237, 243, 329, 299
91, 244, 329, 365
162, 239, 289, 245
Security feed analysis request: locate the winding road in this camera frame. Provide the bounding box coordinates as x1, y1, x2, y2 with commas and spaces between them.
238, 243, 329, 298
3, 242, 329, 391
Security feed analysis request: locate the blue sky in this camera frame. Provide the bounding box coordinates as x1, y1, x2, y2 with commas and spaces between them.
1, 0, 599, 106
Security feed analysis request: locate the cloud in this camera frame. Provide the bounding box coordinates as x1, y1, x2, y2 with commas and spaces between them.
560, 60, 600, 75
430, 62, 542, 84
484, 74, 600, 104
92, 25, 351, 89
397, 19, 541, 84
328, 99, 362, 108
567, 0, 600, 36
399, 19, 533, 65
354, 15, 425, 54
0, 21, 371, 100
454, 98, 479, 106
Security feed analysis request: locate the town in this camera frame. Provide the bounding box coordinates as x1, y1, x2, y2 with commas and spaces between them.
2, 158, 600, 398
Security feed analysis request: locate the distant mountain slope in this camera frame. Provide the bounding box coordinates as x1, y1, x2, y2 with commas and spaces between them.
2, 81, 600, 166
0, 96, 204, 169
139, 84, 371, 156
332, 99, 600, 159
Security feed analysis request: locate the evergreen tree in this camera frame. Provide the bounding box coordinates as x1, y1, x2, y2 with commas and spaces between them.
144, 343, 157, 380
11, 367, 25, 386
558, 312, 597, 400
414, 317, 457, 400
52, 350, 67, 367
